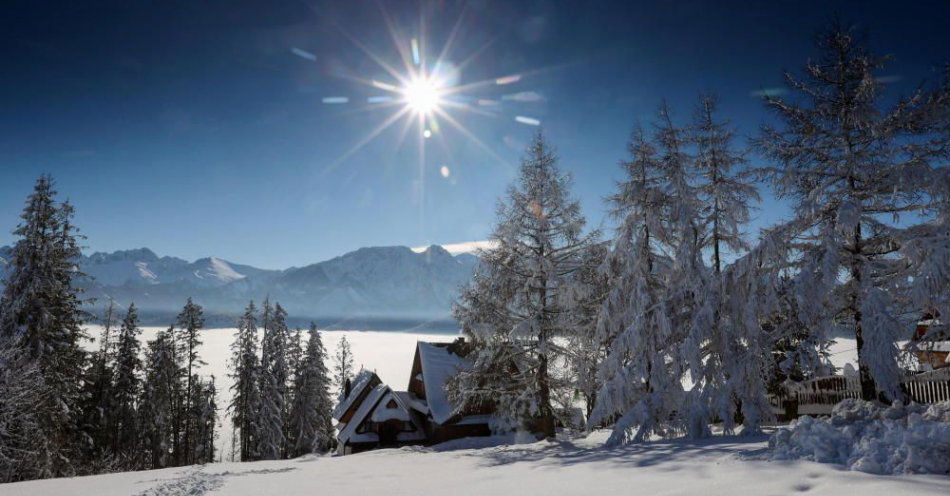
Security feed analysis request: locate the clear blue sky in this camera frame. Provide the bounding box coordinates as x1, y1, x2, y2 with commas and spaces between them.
2, 1, 947, 269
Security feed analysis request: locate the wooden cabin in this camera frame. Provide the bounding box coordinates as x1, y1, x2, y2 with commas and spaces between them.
910, 315, 949, 371
333, 338, 492, 454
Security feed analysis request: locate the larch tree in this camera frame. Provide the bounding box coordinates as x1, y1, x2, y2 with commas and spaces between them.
756, 22, 950, 402
452, 131, 599, 438
681, 94, 761, 436
589, 121, 685, 445
564, 241, 610, 421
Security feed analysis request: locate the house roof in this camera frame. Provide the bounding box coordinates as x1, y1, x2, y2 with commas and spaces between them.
416, 341, 472, 425
337, 384, 388, 446
337, 384, 427, 447
332, 369, 379, 420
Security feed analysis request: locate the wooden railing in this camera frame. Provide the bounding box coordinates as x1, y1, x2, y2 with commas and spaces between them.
769, 368, 950, 419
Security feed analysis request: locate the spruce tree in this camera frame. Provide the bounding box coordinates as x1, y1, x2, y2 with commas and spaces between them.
79, 302, 118, 469
287, 322, 335, 456
332, 335, 354, 399
0, 337, 47, 482
228, 301, 261, 461
258, 300, 288, 459
0, 175, 89, 478
113, 303, 142, 465
138, 329, 179, 469
175, 298, 205, 464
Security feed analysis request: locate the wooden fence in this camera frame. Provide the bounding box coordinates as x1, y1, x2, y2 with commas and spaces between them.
769, 368, 950, 419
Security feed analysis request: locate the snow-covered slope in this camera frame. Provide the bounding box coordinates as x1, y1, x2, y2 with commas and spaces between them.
0, 244, 477, 323
1, 430, 945, 496
80, 249, 276, 288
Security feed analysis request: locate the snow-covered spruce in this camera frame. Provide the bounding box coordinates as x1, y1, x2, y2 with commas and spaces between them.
769, 399, 950, 475
257, 299, 289, 460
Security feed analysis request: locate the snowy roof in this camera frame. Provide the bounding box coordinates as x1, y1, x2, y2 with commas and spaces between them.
371, 390, 412, 422
337, 385, 427, 447
397, 390, 429, 415
332, 369, 379, 420
337, 384, 388, 446
417, 342, 472, 425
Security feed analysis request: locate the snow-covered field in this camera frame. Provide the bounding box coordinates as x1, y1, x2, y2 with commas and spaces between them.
85, 325, 459, 460
1, 328, 942, 494
2, 430, 947, 496
81, 326, 876, 462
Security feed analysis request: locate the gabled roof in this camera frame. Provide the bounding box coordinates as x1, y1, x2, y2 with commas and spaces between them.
333, 369, 380, 420
416, 342, 472, 425
337, 385, 427, 447
337, 384, 388, 446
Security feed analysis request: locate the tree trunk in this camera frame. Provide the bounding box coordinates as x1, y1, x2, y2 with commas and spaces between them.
536, 346, 556, 439
850, 214, 879, 402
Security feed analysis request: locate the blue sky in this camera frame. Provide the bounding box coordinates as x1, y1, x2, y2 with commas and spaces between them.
2, 1, 947, 269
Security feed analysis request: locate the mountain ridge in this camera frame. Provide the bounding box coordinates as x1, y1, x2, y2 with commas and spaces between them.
0, 243, 479, 328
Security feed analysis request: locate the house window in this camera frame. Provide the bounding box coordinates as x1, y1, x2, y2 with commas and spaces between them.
386, 399, 398, 408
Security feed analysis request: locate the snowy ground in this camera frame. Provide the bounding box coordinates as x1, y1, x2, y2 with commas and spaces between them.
80, 326, 876, 462
4, 328, 941, 494
2, 430, 947, 496
84, 325, 458, 460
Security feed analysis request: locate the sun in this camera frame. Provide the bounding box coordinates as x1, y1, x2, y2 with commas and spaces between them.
402, 76, 442, 115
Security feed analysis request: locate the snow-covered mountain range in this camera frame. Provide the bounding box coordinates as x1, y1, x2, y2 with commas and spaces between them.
0, 244, 478, 327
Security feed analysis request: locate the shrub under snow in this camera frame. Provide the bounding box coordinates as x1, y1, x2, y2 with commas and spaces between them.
769, 399, 950, 475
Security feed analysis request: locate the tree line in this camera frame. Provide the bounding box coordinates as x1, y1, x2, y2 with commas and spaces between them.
449, 22, 949, 445
0, 176, 221, 481
0, 177, 336, 481
227, 299, 335, 462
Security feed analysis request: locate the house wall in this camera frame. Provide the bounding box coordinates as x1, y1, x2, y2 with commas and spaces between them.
429, 423, 491, 444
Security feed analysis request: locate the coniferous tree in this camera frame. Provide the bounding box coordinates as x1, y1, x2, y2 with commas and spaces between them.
452, 132, 598, 438
332, 335, 354, 399
0, 175, 89, 478
681, 94, 761, 436
112, 303, 142, 465
756, 21, 950, 402
0, 337, 47, 482
258, 300, 288, 459
228, 301, 261, 461
284, 326, 304, 447
79, 302, 118, 469
138, 329, 179, 469
287, 322, 335, 457
175, 298, 205, 464
590, 120, 689, 445
189, 375, 217, 464
565, 242, 610, 421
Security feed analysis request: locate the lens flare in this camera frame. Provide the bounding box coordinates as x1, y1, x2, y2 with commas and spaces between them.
403, 77, 442, 114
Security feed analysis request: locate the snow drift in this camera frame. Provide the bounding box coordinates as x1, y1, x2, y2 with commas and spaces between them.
769, 399, 950, 475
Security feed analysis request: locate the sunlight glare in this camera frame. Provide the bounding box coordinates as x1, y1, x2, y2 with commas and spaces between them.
403, 77, 442, 114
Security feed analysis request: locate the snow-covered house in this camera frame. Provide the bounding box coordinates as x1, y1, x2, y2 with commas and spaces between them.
333, 338, 492, 454
909, 315, 949, 370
